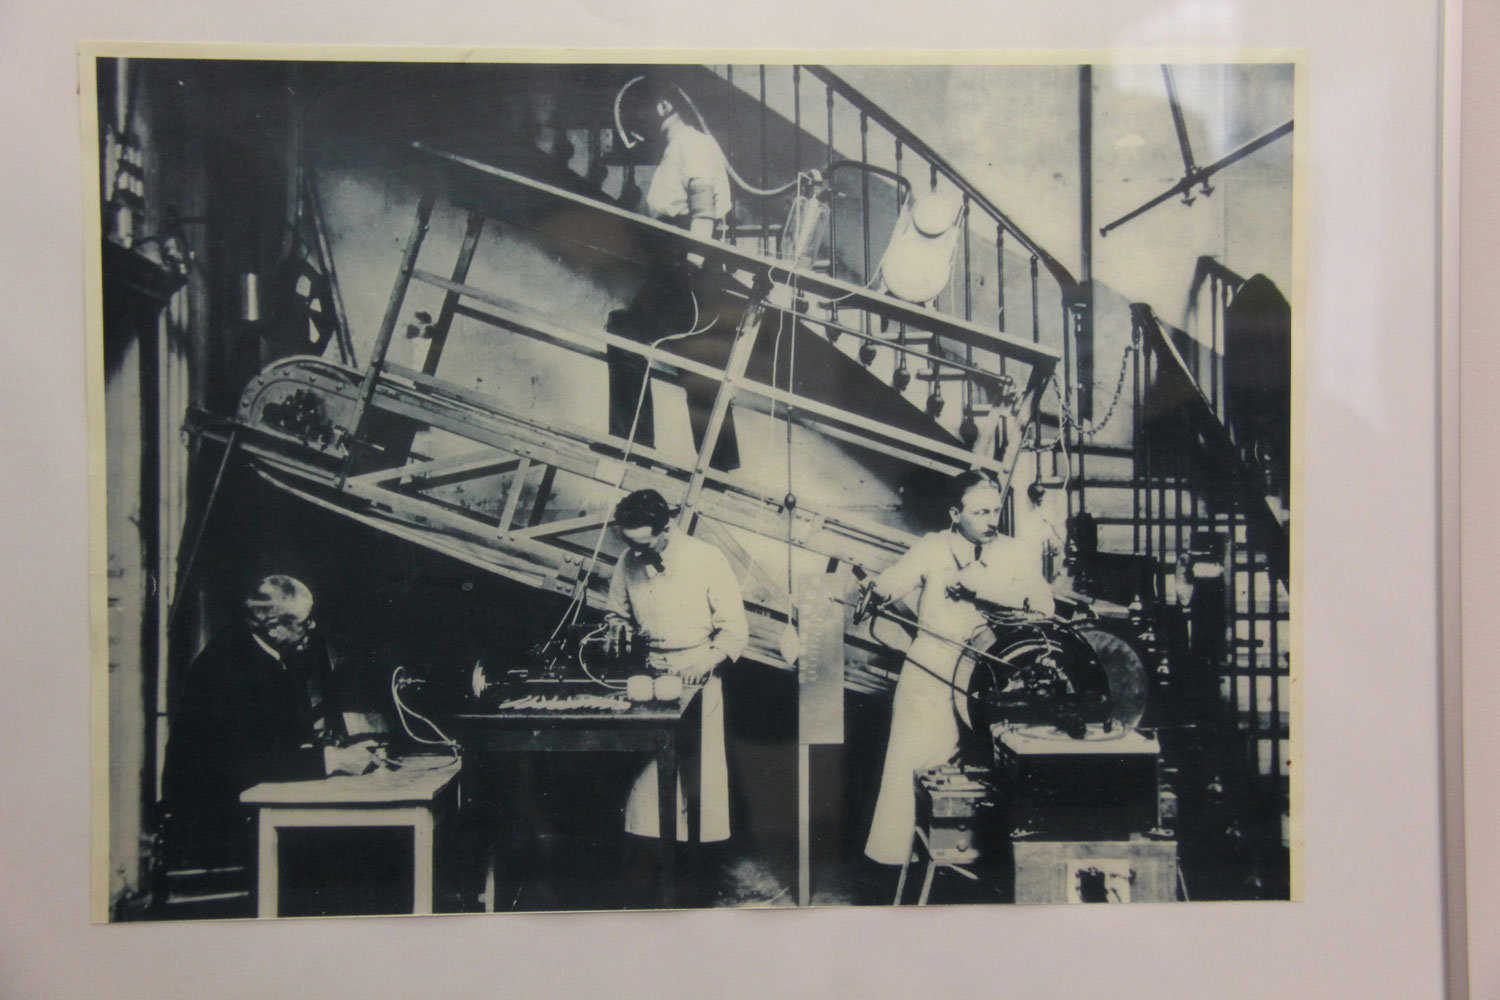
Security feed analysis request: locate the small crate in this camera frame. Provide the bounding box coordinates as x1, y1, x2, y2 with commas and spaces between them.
1011, 837, 1178, 904
914, 764, 990, 864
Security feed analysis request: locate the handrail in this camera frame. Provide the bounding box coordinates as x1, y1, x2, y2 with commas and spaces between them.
416, 142, 1063, 371
1188, 255, 1246, 304
1132, 303, 1288, 584
801, 66, 1084, 301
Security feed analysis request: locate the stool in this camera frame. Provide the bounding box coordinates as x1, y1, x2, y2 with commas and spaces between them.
894, 826, 980, 905
893, 763, 988, 905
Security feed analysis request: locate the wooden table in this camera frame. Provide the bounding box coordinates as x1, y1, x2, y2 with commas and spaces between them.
240, 757, 461, 918
454, 682, 702, 909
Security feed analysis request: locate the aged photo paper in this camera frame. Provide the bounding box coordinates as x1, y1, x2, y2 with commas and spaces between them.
85, 48, 1299, 922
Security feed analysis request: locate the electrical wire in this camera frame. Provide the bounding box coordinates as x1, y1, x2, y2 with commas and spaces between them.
675, 86, 800, 198
537, 290, 727, 660
389, 665, 460, 759
575, 623, 628, 690
849, 592, 1067, 697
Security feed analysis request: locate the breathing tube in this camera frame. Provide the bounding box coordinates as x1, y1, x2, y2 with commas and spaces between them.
613, 75, 801, 198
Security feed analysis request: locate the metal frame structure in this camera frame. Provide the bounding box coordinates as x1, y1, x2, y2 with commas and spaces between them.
212, 146, 1061, 693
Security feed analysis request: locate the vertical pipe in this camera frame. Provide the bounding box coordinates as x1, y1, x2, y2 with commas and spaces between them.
962, 196, 972, 417
1132, 322, 1141, 559
725, 65, 735, 167
860, 112, 871, 287
760, 66, 769, 256
1077, 64, 1095, 420
1061, 298, 1074, 509
895, 140, 906, 371
826, 86, 837, 302
1143, 350, 1154, 590
1271, 574, 1282, 770
1030, 256, 1040, 343
793, 67, 802, 178
1075, 309, 1086, 514
1217, 279, 1230, 416
798, 745, 811, 907
997, 225, 1007, 380
962, 196, 972, 322
996, 225, 1006, 332
1247, 532, 1260, 754
1173, 340, 1184, 567
1209, 273, 1219, 416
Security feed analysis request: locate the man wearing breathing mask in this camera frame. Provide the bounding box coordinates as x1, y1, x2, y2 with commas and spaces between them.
605, 77, 741, 473
605, 489, 747, 853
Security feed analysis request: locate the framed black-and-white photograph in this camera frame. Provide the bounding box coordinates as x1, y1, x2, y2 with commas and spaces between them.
84, 49, 1299, 921
0, 0, 1476, 995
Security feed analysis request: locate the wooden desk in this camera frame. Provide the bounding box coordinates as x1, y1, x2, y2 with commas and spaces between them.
454, 684, 702, 909
240, 757, 461, 918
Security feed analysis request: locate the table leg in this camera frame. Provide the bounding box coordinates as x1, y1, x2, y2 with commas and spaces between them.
894, 827, 917, 905
656, 731, 676, 908
257, 811, 279, 919
411, 810, 435, 914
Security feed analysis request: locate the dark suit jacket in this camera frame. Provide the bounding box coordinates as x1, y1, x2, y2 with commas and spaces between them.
160, 623, 347, 860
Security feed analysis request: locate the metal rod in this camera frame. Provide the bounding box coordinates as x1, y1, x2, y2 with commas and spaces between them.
1099, 119, 1293, 237
423, 210, 486, 376
303, 173, 357, 368
679, 284, 772, 522
414, 145, 1062, 365
792, 66, 802, 180
339, 187, 437, 487
416, 266, 1039, 387
1074, 307, 1086, 514
798, 745, 810, 907
826, 85, 837, 311
166, 428, 238, 632
1077, 64, 1094, 420
1217, 278, 1229, 415
996, 224, 1006, 332
1030, 256, 1040, 344
760, 66, 770, 256
1132, 322, 1141, 559
963, 195, 973, 323
860, 112, 871, 287
1162, 65, 1201, 183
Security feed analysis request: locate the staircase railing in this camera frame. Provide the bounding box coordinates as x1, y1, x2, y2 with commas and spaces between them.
1132, 302, 1288, 586
1131, 299, 1290, 897
694, 65, 1088, 431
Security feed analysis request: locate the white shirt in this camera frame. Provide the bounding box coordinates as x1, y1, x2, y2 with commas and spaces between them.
607, 530, 748, 664
645, 120, 732, 223
874, 528, 1055, 671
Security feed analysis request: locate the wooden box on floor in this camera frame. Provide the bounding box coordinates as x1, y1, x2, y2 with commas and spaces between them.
1011, 837, 1177, 904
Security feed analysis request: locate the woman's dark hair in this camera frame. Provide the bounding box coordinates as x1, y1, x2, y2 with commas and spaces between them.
614, 489, 674, 532
949, 469, 1001, 511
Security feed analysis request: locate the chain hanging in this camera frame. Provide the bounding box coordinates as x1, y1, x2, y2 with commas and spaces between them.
1049, 337, 1138, 441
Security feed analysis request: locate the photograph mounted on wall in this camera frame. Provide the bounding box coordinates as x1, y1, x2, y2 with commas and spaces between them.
86, 49, 1297, 920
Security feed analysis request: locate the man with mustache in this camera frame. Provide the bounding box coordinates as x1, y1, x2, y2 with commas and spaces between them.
862, 470, 1056, 870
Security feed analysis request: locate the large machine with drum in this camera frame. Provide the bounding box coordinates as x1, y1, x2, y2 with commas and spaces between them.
861, 595, 1177, 904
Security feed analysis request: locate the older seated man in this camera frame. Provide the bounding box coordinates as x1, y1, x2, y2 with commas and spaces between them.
160, 575, 385, 866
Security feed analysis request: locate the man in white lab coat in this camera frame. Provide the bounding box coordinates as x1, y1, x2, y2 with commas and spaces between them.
606, 488, 747, 846
863, 470, 1055, 867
